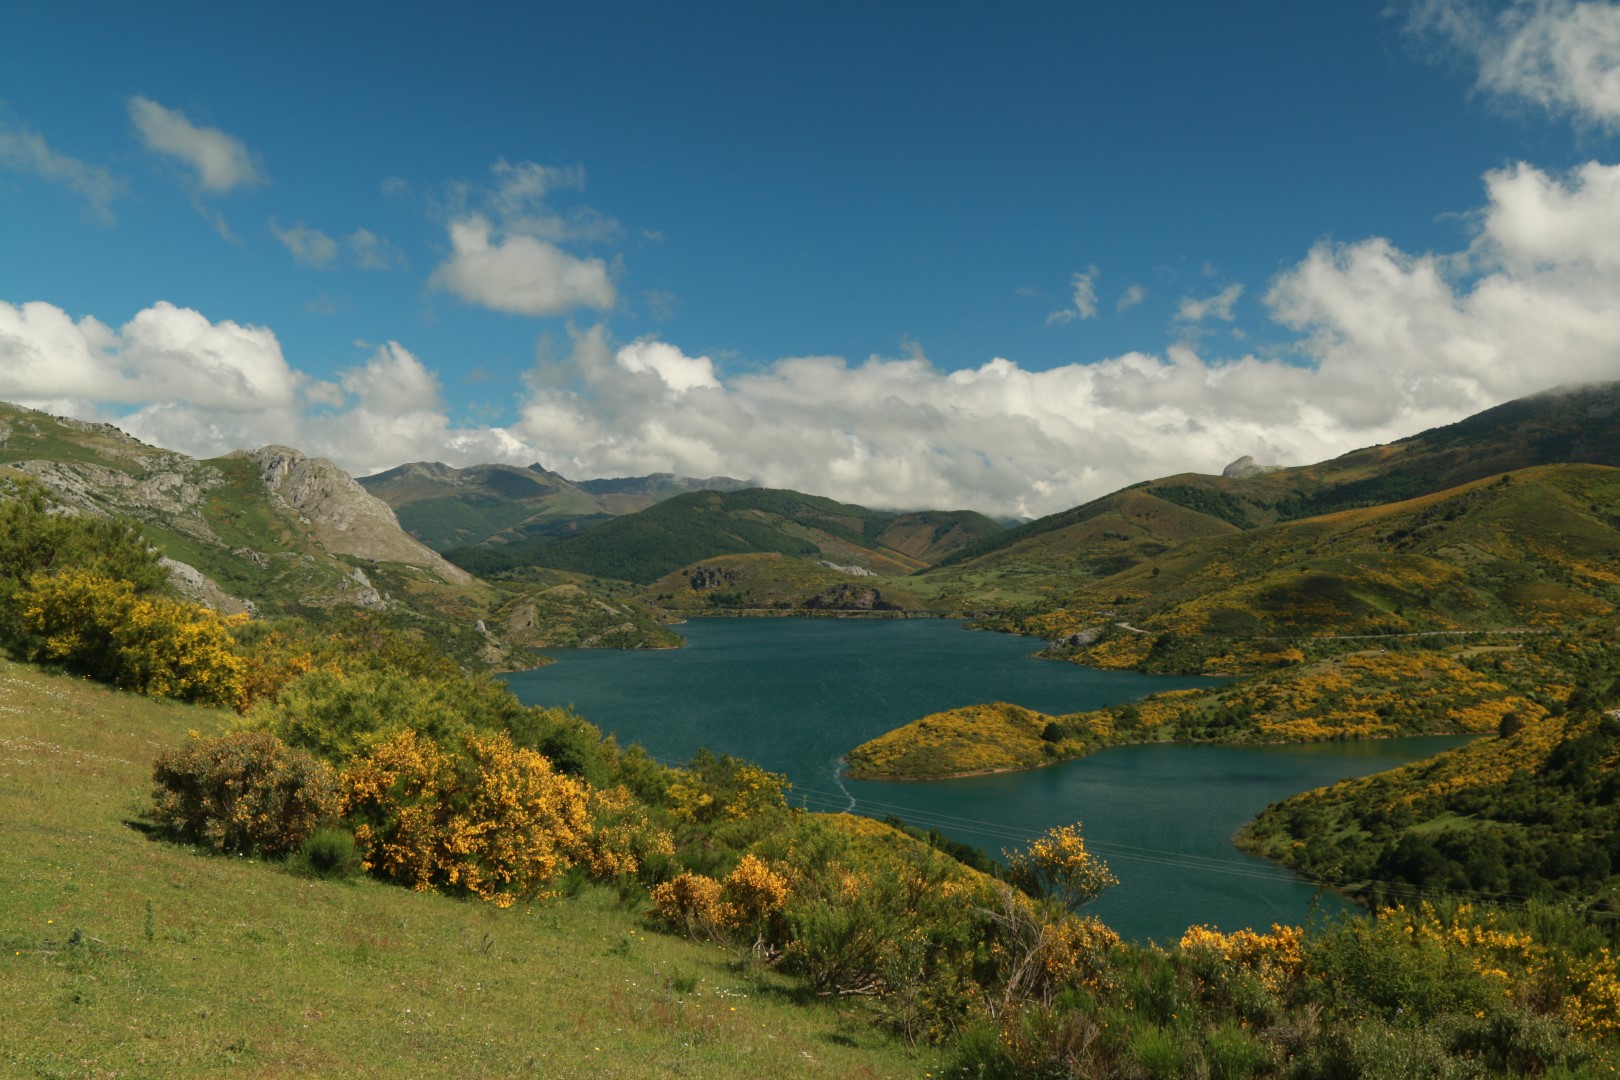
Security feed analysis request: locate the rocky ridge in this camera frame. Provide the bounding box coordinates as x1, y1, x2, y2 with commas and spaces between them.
0, 402, 485, 626
242, 446, 472, 584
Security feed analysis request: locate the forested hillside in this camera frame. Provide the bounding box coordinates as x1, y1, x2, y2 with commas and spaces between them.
445, 487, 1002, 584
358, 460, 750, 551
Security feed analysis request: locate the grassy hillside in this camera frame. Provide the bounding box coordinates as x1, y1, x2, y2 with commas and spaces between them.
0, 657, 928, 1078
928, 381, 1620, 608
359, 460, 614, 552
0, 404, 519, 668
846, 702, 1057, 779
1013, 464, 1620, 673
1234, 623, 1620, 911
359, 461, 752, 552
848, 636, 1569, 780
448, 488, 1003, 585
496, 581, 684, 649
921, 487, 1242, 608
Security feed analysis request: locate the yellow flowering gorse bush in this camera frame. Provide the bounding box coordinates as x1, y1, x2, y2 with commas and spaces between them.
341, 728, 594, 908
1178, 923, 1305, 995
20, 568, 247, 707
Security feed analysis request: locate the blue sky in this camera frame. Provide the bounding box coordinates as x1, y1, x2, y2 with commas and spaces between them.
3, 1, 1620, 516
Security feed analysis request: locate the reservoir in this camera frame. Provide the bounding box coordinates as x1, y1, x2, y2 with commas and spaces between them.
505, 617, 1470, 942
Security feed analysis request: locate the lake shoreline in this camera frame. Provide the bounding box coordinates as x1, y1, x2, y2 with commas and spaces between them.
509, 618, 1469, 941
843, 729, 1485, 783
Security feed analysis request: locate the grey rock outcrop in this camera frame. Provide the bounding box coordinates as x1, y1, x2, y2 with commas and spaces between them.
160, 556, 256, 616
804, 584, 895, 611
1059, 626, 1103, 647
1222, 455, 1283, 479
13, 456, 223, 543
819, 560, 875, 577
241, 446, 473, 584
686, 565, 742, 591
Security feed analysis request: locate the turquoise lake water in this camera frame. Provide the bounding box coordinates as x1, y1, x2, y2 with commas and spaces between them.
504, 617, 1471, 942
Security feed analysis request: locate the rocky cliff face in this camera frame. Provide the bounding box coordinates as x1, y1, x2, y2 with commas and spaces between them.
242, 446, 472, 585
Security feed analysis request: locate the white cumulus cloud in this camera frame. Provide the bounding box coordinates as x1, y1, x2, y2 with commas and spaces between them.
1116, 284, 1147, 312
1176, 283, 1244, 324
1046, 265, 1100, 325
0, 299, 297, 411
1411, 0, 1620, 128
429, 215, 616, 316
128, 96, 264, 192
270, 222, 406, 271
346, 228, 407, 270
270, 220, 338, 268
8, 156, 1620, 518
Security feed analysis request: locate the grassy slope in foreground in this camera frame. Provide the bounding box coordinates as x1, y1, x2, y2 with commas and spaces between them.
0, 658, 925, 1078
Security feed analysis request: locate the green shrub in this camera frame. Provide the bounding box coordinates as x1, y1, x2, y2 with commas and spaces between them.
1304, 913, 1490, 1022
1300, 1021, 1469, 1080
1204, 1020, 1273, 1080
151, 731, 340, 857
289, 827, 363, 880
1131, 1024, 1190, 1079
247, 664, 607, 781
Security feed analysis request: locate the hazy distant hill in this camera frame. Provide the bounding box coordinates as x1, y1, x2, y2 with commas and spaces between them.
358, 461, 750, 552
445, 488, 1005, 585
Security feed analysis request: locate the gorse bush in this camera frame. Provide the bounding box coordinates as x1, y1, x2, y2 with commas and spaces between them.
950, 896, 1620, 1078
340, 728, 598, 908
662, 750, 789, 824
1004, 823, 1118, 917
647, 854, 791, 946
18, 568, 246, 706
151, 731, 340, 857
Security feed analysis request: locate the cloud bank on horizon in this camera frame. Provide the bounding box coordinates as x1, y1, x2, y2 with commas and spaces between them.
2, 1, 1620, 519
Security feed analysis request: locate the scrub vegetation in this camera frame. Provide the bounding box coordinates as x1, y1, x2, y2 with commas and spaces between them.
9, 384, 1620, 1076
5, 492, 1620, 1077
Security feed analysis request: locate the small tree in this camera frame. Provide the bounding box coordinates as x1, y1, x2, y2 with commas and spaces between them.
1004, 823, 1117, 917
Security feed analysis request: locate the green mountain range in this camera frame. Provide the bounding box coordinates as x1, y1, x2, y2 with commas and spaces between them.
7, 385, 1620, 1073
357, 460, 751, 551
442, 487, 1004, 585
